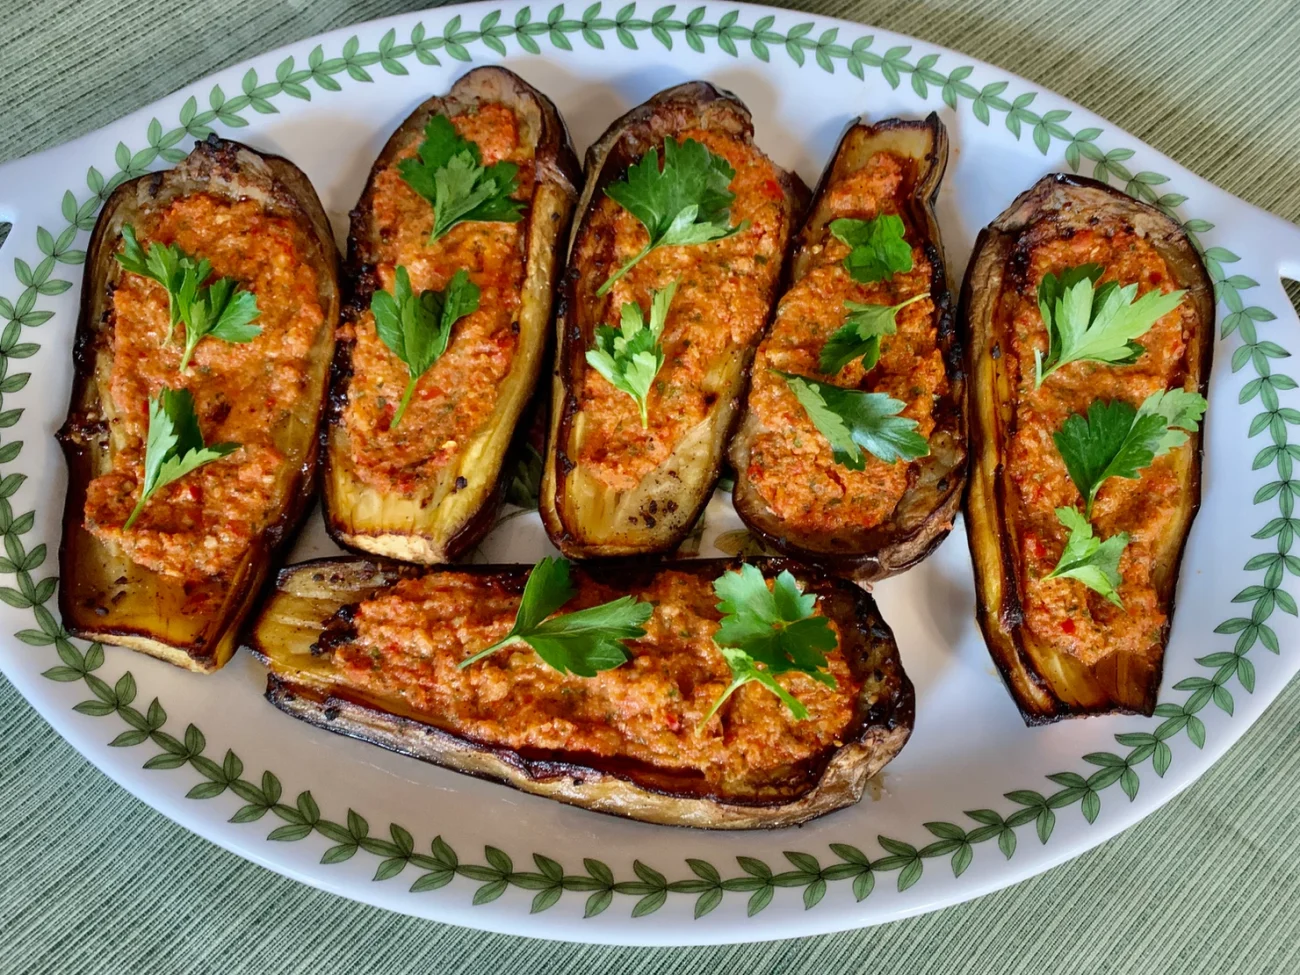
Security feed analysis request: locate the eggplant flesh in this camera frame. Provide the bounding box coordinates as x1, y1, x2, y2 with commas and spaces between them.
729, 114, 965, 584
245, 557, 914, 829
962, 174, 1214, 722
57, 137, 340, 673
323, 66, 580, 564
541, 82, 809, 559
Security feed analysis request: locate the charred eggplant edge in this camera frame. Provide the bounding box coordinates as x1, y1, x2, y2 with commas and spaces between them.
541, 81, 810, 559
961, 172, 1214, 723
729, 113, 966, 584
323, 66, 580, 564
56, 136, 340, 673
245, 556, 914, 829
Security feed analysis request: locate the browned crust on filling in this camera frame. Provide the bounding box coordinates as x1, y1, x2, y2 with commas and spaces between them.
323, 66, 580, 565
541, 81, 810, 559
962, 173, 1213, 723
246, 557, 914, 828
57, 136, 340, 672
730, 114, 966, 584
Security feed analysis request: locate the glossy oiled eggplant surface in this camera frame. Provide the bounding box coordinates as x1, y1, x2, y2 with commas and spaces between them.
245, 557, 914, 829
730, 114, 965, 584
323, 66, 580, 564
57, 137, 339, 672
963, 173, 1213, 722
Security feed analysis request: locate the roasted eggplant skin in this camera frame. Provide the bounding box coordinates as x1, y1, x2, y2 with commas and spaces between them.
245, 556, 913, 829
729, 114, 965, 585
541, 82, 809, 559
57, 136, 340, 673
323, 66, 580, 564
962, 173, 1214, 723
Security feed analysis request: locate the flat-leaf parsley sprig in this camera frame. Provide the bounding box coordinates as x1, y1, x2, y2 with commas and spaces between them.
598, 138, 747, 296
1034, 264, 1185, 386
398, 114, 524, 243
1046, 507, 1129, 607
779, 372, 929, 469
586, 280, 678, 427
124, 387, 238, 530
116, 224, 262, 371
1052, 388, 1207, 517
173, 276, 261, 372
116, 225, 205, 341
372, 266, 480, 429
701, 564, 838, 724
458, 557, 653, 677
819, 292, 930, 374
828, 214, 913, 284
1044, 386, 1206, 605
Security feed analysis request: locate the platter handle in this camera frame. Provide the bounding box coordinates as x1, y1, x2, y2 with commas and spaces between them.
1262, 210, 1300, 322
1217, 207, 1300, 339
1268, 211, 1300, 280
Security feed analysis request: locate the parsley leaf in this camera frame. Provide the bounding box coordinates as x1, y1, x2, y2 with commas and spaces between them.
701, 564, 838, 724
397, 115, 524, 243
828, 214, 913, 283
585, 280, 677, 427
711, 647, 810, 720
598, 138, 747, 296
1052, 388, 1207, 516
818, 292, 929, 374
778, 371, 929, 470
458, 557, 653, 677
371, 266, 480, 429
1047, 506, 1130, 607
124, 387, 239, 530
116, 225, 208, 342
1137, 387, 1209, 455
116, 224, 261, 369
174, 276, 261, 372
1034, 265, 1186, 386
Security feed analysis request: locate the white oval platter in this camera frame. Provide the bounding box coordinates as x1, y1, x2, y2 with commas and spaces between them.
0, 0, 1298, 946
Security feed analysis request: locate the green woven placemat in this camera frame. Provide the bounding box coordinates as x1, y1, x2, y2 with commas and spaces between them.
2, 1, 1298, 972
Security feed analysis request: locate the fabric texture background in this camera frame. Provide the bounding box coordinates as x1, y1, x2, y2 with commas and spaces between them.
1, 0, 1297, 972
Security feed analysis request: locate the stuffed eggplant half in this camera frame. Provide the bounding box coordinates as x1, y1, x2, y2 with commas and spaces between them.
323, 66, 580, 563
246, 557, 914, 828
730, 114, 964, 584
57, 137, 339, 672
541, 82, 809, 558
963, 174, 1213, 722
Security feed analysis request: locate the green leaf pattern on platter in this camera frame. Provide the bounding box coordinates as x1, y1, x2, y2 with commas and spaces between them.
3, 2, 1290, 920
